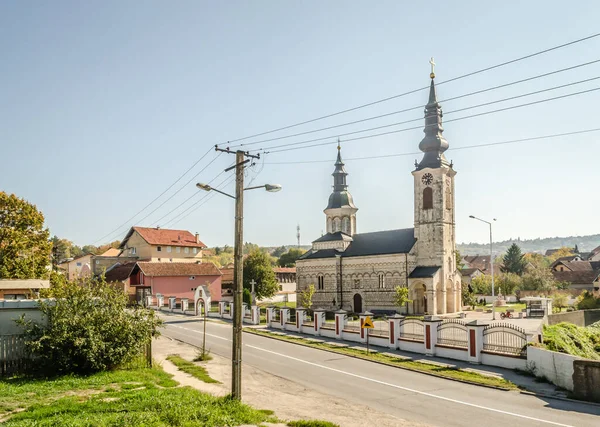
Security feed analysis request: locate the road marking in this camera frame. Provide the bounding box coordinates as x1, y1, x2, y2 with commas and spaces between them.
246, 344, 574, 427
167, 324, 229, 341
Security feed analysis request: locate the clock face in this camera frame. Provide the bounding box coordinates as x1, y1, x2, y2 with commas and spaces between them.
422, 173, 434, 186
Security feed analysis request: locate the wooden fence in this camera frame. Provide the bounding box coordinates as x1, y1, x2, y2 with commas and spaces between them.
0, 335, 28, 376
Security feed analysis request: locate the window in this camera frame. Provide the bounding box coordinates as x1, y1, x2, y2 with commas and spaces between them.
378, 273, 385, 289
184, 247, 189, 254
176, 247, 181, 253
130, 247, 137, 255
193, 248, 197, 254
3, 294, 27, 300
169, 258, 173, 262
167, 246, 172, 253
317, 274, 324, 290
423, 187, 433, 210
95, 260, 99, 265
333, 218, 341, 232
157, 246, 162, 252
354, 279, 360, 289
157, 258, 161, 262
342, 217, 350, 234
76, 262, 82, 267
189, 276, 196, 280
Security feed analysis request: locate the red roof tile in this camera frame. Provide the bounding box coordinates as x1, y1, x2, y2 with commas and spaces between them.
138, 262, 220, 277
274, 267, 296, 273
220, 268, 234, 284
128, 227, 206, 248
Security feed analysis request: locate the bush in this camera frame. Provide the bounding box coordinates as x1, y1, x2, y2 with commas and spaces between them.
17, 276, 162, 374
243, 288, 252, 305
542, 322, 600, 360
575, 291, 600, 310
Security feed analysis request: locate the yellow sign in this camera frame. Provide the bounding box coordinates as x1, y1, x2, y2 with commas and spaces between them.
362, 316, 374, 329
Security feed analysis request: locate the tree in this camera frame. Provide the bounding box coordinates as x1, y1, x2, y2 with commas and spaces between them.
455, 250, 464, 270
461, 281, 477, 309
0, 192, 51, 279
243, 242, 260, 255
496, 272, 521, 296
393, 286, 412, 311
299, 284, 316, 310
547, 247, 575, 262
519, 267, 556, 292
17, 276, 162, 374
501, 243, 527, 275
470, 274, 493, 295
278, 248, 306, 267
552, 292, 569, 312
523, 252, 550, 269
243, 249, 279, 299
272, 246, 287, 258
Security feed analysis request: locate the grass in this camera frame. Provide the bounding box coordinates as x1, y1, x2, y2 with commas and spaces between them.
493, 303, 526, 313
0, 365, 280, 426
166, 354, 220, 383
541, 322, 600, 359
193, 348, 213, 362
258, 301, 297, 308
288, 421, 340, 427
246, 329, 517, 390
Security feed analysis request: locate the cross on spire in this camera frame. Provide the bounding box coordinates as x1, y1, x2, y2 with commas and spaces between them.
429, 57, 436, 79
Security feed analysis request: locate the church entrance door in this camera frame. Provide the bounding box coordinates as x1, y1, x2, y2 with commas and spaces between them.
410, 283, 427, 314
353, 293, 362, 313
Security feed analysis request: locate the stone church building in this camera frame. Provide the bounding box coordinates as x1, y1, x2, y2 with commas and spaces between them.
296, 72, 461, 315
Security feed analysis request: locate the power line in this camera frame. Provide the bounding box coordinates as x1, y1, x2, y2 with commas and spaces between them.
92, 146, 214, 244
263, 128, 600, 164
262, 83, 600, 154
228, 59, 600, 148
225, 32, 600, 146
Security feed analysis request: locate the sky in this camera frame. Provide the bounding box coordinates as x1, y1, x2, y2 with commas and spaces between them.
1, 1, 599, 248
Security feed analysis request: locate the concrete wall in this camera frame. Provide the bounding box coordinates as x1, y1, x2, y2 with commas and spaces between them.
398, 339, 425, 354
0, 301, 45, 335
526, 346, 581, 391
547, 309, 600, 327
481, 352, 527, 370
572, 360, 600, 403
435, 345, 469, 362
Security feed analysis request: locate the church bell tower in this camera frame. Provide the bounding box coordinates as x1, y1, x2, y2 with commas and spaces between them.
324, 143, 358, 235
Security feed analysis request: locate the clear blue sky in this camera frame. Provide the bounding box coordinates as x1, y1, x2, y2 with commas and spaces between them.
1, 1, 599, 248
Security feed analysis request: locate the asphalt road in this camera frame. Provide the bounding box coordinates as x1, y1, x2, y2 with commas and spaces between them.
161, 316, 600, 427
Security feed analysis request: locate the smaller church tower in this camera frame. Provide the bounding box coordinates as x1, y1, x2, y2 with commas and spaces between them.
324, 144, 358, 235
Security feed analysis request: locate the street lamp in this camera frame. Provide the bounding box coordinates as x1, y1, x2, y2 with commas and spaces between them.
196, 178, 281, 401
469, 215, 497, 320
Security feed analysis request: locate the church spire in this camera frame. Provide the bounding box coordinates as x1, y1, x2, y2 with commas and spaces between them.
332, 140, 348, 191
416, 58, 450, 170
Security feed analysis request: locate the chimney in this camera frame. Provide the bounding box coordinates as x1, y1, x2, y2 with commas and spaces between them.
195, 233, 200, 244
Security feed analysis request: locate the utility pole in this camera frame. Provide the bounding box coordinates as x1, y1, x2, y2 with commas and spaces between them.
215, 146, 260, 401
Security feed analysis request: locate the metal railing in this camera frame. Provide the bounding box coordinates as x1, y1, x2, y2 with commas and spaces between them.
399, 318, 424, 342
437, 319, 468, 348
482, 323, 528, 357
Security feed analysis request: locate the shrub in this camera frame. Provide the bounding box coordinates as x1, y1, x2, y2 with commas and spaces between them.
17, 276, 162, 374
575, 291, 600, 310
542, 322, 600, 360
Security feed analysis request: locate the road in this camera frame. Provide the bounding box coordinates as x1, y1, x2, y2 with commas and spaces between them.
161, 316, 600, 427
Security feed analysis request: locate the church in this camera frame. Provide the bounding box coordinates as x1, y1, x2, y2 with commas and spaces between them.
296, 68, 462, 315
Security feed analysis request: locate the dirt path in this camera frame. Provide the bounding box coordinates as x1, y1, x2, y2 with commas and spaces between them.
154, 336, 429, 427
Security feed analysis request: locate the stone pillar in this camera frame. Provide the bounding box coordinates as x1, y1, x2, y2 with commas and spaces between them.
334, 309, 347, 340
359, 311, 373, 343
218, 301, 226, 317
242, 303, 248, 321
467, 319, 489, 364
157, 294, 164, 309
181, 298, 189, 313
423, 316, 442, 356
313, 309, 326, 335
145, 295, 154, 308
168, 297, 176, 312
266, 306, 276, 327
440, 290, 447, 315
280, 308, 290, 329
296, 308, 306, 330
388, 314, 404, 349
250, 305, 260, 325
427, 289, 437, 315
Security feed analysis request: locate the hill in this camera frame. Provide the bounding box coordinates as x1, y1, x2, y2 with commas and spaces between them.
457, 234, 600, 256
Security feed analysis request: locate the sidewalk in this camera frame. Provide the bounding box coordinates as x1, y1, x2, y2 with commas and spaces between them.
247, 325, 567, 398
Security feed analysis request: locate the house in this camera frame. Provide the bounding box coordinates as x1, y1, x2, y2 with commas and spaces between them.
460, 268, 483, 285
552, 270, 600, 292
274, 267, 296, 293
586, 245, 600, 261
118, 226, 206, 262
551, 258, 600, 272
0, 279, 50, 300
462, 255, 502, 276
91, 247, 137, 276
219, 266, 234, 299
57, 253, 93, 280
103, 261, 222, 304
297, 72, 462, 315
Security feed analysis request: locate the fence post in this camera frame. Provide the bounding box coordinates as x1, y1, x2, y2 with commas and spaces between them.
335, 309, 347, 340
313, 309, 325, 335
389, 314, 404, 349
145, 295, 154, 308
280, 308, 290, 330
181, 298, 189, 313
157, 294, 164, 310
168, 297, 176, 312
467, 319, 488, 364
251, 305, 260, 325
296, 307, 306, 330
423, 316, 442, 356
218, 301, 226, 317
146, 340, 152, 368
359, 311, 373, 343
266, 306, 276, 327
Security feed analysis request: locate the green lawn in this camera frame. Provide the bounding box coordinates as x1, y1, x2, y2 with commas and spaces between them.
246, 329, 517, 390
258, 301, 297, 308
166, 354, 220, 383
493, 303, 526, 313
0, 365, 277, 426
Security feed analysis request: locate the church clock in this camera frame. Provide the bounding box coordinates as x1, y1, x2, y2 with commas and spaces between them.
421, 173, 433, 186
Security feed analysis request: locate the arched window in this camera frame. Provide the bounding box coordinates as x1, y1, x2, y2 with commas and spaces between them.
423, 187, 433, 210
317, 274, 324, 290
333, 217, 341, 232
327, 217, 332, 233
378, 273, 385, 289
342, 217, 350, 234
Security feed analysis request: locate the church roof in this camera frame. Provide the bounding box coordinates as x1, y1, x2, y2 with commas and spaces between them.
326, 191, 356, 210
301, 228, 416, 260
325, 145, 357, 210
409, 266, 441, 278
312, 231, 353, 243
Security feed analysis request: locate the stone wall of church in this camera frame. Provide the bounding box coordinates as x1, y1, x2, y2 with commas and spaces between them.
296, 253, 417, 312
